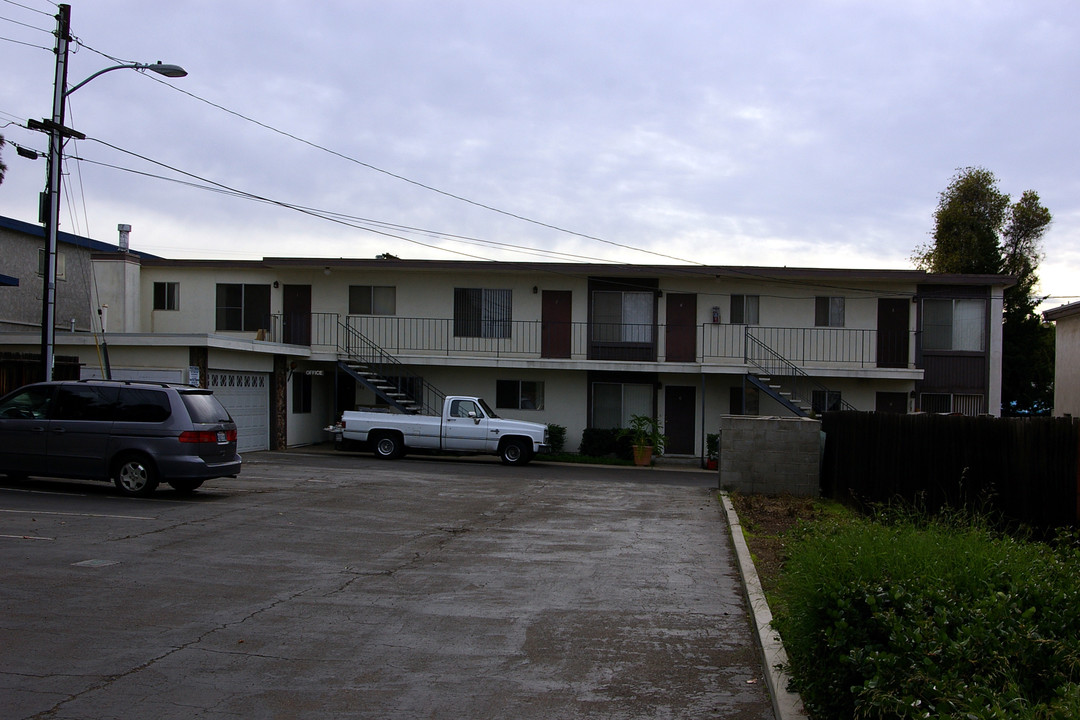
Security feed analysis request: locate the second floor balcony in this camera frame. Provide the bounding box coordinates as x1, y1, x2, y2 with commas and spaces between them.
275, 313, 917, 372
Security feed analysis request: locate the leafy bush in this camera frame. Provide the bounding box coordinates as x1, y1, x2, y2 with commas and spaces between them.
578, 427, 634, 461
579, 428, 618, 457
546, 423, 566, 453
772, 514, 1080, 720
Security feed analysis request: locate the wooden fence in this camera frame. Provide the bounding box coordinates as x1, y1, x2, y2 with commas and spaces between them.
820, 412, 1080, 530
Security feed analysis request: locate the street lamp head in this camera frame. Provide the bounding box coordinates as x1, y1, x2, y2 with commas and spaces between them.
145, 62, 187, 78
65, 61, 188, 95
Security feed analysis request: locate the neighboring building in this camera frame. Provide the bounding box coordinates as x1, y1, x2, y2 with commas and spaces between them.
0, 215, 1014, 456
1043, 300, 1080, 418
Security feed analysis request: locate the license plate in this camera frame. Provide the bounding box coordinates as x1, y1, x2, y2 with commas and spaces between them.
217, 431, 227, 444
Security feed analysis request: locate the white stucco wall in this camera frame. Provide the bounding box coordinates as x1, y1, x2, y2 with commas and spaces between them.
1051, 309, 1080, 417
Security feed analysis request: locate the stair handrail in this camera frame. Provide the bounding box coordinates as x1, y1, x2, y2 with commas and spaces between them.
338, 319, 445, 415
744, 331, 856, 412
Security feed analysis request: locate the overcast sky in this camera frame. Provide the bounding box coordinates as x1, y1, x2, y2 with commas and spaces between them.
2, 1, 1077, 309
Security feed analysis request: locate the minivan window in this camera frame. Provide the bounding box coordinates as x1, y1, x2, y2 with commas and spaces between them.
53, 385, 119, 421
116, 388, 172, 423
0, 386, 54, 420
180, 391, 233, 424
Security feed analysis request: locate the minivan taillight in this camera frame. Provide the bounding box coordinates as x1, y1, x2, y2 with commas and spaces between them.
179, 429, 236, 443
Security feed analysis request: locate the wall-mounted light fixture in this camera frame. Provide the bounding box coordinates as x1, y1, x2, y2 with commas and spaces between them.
532, 286, 538, 294
273, 281, 279, 289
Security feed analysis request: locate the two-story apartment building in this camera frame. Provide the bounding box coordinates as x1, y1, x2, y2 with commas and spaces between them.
0, 215, 1013, 457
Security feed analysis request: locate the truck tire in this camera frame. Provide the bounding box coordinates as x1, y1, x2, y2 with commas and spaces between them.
500, 438, 533, 466
372, 432, 405, 460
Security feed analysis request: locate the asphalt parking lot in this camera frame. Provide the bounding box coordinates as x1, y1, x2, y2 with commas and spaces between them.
1, 450, 775, 720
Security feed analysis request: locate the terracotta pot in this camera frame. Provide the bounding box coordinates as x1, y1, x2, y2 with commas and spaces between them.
632, 445, 653, 466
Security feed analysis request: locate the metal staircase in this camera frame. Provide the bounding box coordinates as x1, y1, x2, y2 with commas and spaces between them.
336, 320, 445, 415
744, 332, 855, 417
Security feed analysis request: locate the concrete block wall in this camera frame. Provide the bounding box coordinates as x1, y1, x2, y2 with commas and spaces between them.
719, 415, 821, 497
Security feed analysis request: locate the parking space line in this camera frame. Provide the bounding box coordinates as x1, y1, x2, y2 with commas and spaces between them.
0, 509, 155, 521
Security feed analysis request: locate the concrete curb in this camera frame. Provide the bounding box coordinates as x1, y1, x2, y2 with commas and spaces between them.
720, 492, 809, 720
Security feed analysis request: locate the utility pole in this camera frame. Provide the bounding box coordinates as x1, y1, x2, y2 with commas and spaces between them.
27, 6, 184, 382
36, 4, 76, 381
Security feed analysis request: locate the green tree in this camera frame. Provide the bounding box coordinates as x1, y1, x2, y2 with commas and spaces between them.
915, 167, 1054, 415
1001, 190, 1055, 414
915, 166, 1009, 274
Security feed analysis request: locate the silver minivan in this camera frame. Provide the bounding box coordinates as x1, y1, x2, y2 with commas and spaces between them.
0, 380, 242, 496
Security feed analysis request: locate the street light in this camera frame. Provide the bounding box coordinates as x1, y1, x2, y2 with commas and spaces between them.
66, 62, 188, 95
29, 4, 186, 380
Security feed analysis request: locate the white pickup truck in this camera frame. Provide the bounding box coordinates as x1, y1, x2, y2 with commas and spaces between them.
329, 396, 549, 465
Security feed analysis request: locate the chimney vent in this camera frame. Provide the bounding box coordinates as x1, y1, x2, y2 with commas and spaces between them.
117, 224, 131, 253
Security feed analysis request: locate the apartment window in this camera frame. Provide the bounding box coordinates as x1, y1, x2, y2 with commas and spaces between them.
453, 288, 511, 338
292, 373, 312, 414
815, 296, 845, 327
591, 382, 652, 428
730, 294, 759, 325
37, 248, 66, 281
349, 285, 396, 315
496, 380, 545, 410
153, 282, 179, 311
812, 389, 842, 413
591, 290, 654, 342
922, 298, 985, 352
216, 283, 271, 332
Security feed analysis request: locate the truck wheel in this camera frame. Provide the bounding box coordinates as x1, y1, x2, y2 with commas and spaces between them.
372, 433, 404, 460
500, 439, 533, 466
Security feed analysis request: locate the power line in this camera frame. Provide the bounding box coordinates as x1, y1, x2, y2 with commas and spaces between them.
0, 0, 54, 17
0, 32, 49, 49
136, 74, 709, 267
0, 13, 50, 33
66, 34, 713, 267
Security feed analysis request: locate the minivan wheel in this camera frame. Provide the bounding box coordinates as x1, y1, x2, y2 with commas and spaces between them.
167, 479, 204, 495
113, 455, 159, 497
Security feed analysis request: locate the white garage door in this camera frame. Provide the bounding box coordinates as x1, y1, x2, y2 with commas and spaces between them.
208, 371, 270, 453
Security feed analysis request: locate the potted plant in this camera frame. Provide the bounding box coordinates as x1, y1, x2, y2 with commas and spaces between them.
705, 432, 719, 470
624, 414, 666, 466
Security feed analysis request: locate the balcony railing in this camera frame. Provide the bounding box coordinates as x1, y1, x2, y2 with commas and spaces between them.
274, 313, 914, 369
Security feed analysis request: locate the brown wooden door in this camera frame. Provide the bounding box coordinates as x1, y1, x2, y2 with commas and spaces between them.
877, 299, 909, 368
664, 385, 696, 455
875, 391, 908, 413
283, 284, 311, 345
665, 293, 697, 362
542, 290, 572, 359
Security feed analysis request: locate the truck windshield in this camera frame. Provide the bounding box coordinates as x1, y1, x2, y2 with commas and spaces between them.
478, 398, 499, 418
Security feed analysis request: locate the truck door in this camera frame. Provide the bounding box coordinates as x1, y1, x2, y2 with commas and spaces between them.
442, 398, 491, 451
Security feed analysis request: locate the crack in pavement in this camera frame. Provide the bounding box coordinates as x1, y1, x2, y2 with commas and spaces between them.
26, 585, 317, 720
